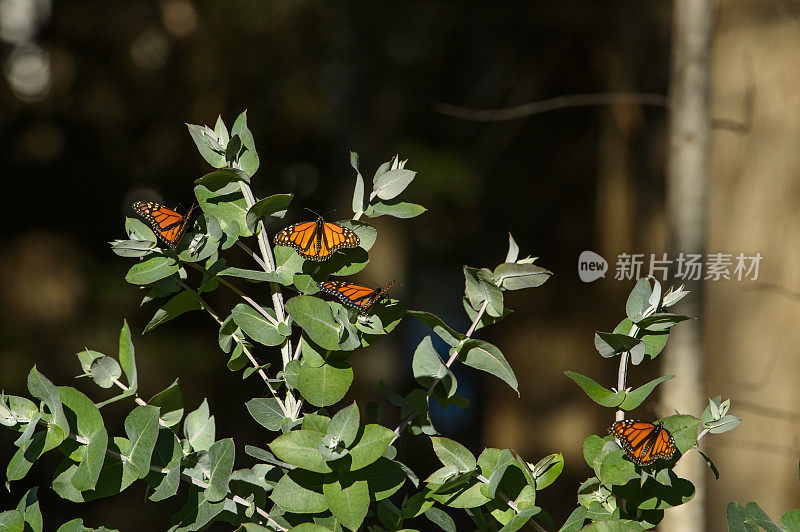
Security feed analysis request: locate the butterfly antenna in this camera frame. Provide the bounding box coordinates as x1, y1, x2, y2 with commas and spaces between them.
304, 207, 324, 219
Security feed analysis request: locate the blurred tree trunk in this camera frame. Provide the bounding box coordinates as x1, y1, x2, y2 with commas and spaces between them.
662, 1, 713, 531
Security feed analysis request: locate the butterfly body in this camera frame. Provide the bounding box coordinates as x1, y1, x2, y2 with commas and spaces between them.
609, 419, 676, 467
274, 217, 360, 261
132, 201, 194, 249
318, 280, 394, 314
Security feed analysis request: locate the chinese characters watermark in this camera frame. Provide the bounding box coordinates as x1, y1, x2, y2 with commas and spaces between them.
578, 251, 762, 282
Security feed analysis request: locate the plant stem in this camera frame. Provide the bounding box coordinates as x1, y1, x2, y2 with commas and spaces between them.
235, 240, 269, 270
235, 177, 299, 420
177, 280, 291, 418
391, 300, 489, 443
184, 262, 279, 327
109, 376, 169, 428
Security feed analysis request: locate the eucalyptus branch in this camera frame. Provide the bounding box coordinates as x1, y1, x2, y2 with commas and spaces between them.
235, 240, 269, 271
30, 418, 286, 531
237, 181, 293, 371
108, 376, 169, 428
184, 262, 279, 327
391, 300, 489, 442
615, 303, 657, 422
176, 280, 291, 418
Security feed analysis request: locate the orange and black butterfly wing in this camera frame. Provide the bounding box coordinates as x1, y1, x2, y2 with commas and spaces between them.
133, 201, 192, 249
318, 280, 378, 311
317, 221, 360, 260
610, 420, 658, 466
275, 218, 360, 261
610, 420, 674, 466
275, 220, 321, 260
647, 425, 677, 461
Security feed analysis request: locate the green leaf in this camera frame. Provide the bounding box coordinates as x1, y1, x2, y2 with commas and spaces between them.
499, 507, 540, 532
464, 267, 504, 318
327, 402, 360, 448
704, 415, 741, 434
27, 367, 68, 447
246, 194, 294, 231
124, 405, 159, 478
558, 506, 587, 532
564, 371, 625, 407
285, 359, 301, 389
505, 233, 520, 263
482, 449, 515, 498
247, 397, 287, 432
88, 357, 121, 389
171, 486, 226, 531
214, 115, 229, 144
125, 256, 179, 285
697, 449, 719, 480
460, 339, 518, 394
598, 449, 638, 486
110, 238, 156, 258
780, 509, 800, 531
626, 278, 653, 321
348, 424, 395, 471
6, 432, 45, 482
530, 452, 564, 490
727, 502, 758, 532
144, 289, 202, 333
424, 507, 456, 532
492, 263, 551, 291
613, 318, 669, 360
286, 296, 341, 351
373, 168, 416, 200
636, 312, 692, 331
52, 436, 138, 503
231, 110, 260, 176
16, 487, 42, 532
75, 349, 105, 375
301, 334, 327, 368
406, 310, 466, 347
302, 413, 330, 434
145, 429, 182, 501
298, 358, 353, 408
431, 436, 477, 472
593, 332, 644, 360
618, 375, 675, 410
183, 399, 215, 452
269, 430, 331, 473
187, 123, 226, 167
205, 438, 235, 502
351, 152, 365, 215
225, 133, 242, 165
368, 201, 427, 219
194, 184, 251, 239
412, 336, 455, 397
0, 510, 24, 532
118, 321, 137, 394
661, 414, 702, 454
194, 167, 250, 192
323, 478, 369, 531
148, 379, 183, 427
270, 471, 327, 513
359, 458, 407, 500
231, 303, 283, 346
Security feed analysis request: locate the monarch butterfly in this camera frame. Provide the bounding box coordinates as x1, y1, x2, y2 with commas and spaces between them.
609, 419, 677, 467
317, 280, 395, 314
132, 201, 194, 249
274, 217, 360, 261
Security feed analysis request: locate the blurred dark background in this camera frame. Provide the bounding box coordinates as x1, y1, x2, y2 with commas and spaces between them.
3, 1, 799, 530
